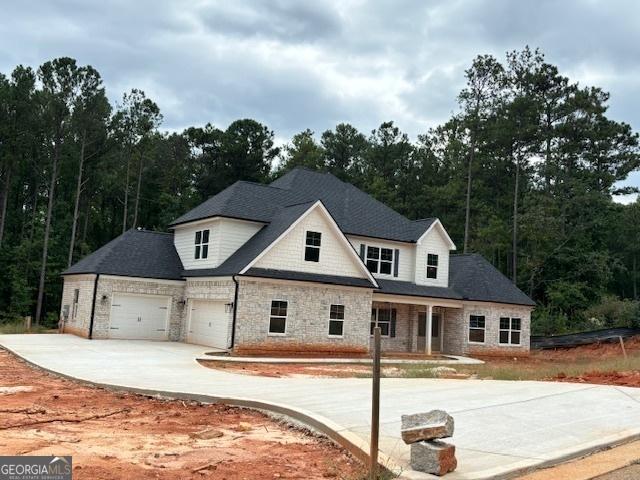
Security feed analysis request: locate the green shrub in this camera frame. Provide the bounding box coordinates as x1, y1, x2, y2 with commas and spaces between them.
584, 295, 640, 328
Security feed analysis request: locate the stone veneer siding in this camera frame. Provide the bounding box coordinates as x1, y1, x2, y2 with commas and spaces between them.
442, 303, 532, 356
234, 278, 373, 353
60, 274, 97, 337
91, 276, 186, 341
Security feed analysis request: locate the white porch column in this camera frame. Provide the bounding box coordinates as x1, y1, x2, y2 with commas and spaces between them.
426, 304, 433, 356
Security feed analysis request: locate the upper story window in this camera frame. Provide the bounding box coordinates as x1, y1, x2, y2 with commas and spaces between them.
194, 229, 210, 259
468, 315, 485, 343
499, 317, 521, 345
427, 254, 438, 279
366, 246, 393, 275
305, 231, 322, 262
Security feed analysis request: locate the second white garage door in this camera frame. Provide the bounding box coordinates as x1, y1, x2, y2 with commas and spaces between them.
109, 294, 170, 340
188, 300, 231, 349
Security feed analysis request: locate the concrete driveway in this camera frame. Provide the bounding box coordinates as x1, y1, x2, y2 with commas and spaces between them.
1, 334, 639, 479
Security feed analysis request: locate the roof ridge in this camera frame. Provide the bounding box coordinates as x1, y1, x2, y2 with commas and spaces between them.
134, 229, 173, 236
281, 199, 318, 208
93, 231, 128, 271
236, 180, 288, 191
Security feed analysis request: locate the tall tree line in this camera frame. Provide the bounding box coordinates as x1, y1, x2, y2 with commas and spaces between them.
0, 49, 639, 333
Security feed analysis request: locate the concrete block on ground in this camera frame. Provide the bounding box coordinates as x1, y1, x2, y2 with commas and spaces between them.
401, 409, 454, 443
410, 440, 457, 476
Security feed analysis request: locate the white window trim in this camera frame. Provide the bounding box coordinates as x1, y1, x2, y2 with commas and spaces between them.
72, 289, 79, 319
194, 229, 210, 260
499, 317, 522, 346
370, 307, 392, 338
426, 253, 438, 279
327, 304, 345, 338
365, 245, 395, 277
303, 230, 322, 263
268, 299, 288, 336
468, 314, 486, 344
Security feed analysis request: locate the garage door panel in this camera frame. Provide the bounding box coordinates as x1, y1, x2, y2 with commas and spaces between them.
188, 300, 230, 349
110, 294, 170, 340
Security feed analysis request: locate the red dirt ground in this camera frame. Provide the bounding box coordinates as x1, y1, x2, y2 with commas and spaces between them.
0, 349, 363, 480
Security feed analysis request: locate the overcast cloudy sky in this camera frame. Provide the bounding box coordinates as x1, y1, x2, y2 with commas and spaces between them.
1, 0, 639, 200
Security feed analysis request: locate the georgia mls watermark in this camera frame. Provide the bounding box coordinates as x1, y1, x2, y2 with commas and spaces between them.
0, 456, 72, 480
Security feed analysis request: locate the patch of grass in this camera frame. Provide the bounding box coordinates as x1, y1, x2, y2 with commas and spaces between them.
395, 353, 640, 381
0, 320, 52, 334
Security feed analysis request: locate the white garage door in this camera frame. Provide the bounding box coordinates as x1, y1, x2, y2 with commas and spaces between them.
188, 300, 231, 349
109, 294, 170, 340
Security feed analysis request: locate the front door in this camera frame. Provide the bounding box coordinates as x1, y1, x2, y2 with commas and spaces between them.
416, 312, 441, 353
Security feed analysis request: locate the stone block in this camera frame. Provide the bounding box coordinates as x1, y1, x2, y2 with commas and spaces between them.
410, 440, 457, 476
401, 410, 454, 443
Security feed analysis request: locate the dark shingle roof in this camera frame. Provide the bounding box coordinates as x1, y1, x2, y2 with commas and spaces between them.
243, 268, 375, 288
181, 201, 316, 278
62, 229, 184, 281
169, 168, 434, 242
64, 170, 535, 307
375, 279, 462, 300
169, 181, 291, 227
449, 254, 536, 306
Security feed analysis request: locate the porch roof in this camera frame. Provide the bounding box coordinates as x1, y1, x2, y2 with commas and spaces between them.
375, 279, 462, 300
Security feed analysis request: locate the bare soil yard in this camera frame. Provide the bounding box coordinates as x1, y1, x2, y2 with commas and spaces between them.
202, 336, 640, 387
0, 349, 363, 480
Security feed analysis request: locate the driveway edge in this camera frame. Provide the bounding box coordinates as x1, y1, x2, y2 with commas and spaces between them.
1, 344, 409, 478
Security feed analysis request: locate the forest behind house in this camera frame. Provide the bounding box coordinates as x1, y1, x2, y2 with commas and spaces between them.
1, 48, 639, 334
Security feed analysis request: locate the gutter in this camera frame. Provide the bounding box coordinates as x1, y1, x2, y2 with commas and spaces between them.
229, 275, 240, 350
88, 274, 100, 340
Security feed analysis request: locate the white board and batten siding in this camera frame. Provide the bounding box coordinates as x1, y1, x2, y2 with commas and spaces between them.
109, 293, 171, 340
174, 217, 263, 270
414, 227, 451, 287
347, 235, 415, 282
253, 207, 367, 279
188, 300, 232, 349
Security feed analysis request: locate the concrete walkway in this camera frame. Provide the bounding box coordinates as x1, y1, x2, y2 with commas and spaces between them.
197, 352, 484, 365
1, 334, 639, 480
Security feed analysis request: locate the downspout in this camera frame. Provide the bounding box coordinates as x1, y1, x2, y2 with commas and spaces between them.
88, 274, 99, 340
229, 275, 239, 350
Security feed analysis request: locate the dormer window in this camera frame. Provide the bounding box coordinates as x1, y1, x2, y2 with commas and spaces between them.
305, 231, 321, 262
195, 229, 210, 259
427, 254, 438, 279
366, 246, 393, 275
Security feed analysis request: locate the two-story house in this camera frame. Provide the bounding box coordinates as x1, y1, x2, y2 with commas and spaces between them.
61, 168, 535, 356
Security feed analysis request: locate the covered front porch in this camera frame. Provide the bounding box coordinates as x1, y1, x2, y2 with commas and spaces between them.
371, 293, 463, 355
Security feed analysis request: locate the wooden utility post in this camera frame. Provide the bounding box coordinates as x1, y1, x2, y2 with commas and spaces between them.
619, 336, 628, 359
370, 326, 381, 480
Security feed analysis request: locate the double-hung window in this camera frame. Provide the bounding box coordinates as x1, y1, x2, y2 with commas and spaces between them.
427, 254, 438, 279
468, 315, 485, 343
305, 231, 321, 262
269, 300, 288, 335
72, 289, 80, 319
499, 317, 521, 345
366, 246, 393, 275
370, 308, 395, 337
328, 304, 345, 337
194, 229, 210, 259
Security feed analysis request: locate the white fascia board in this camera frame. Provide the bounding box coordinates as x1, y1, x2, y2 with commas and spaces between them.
416, 219, 457, 250
239, 200, 379, 288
